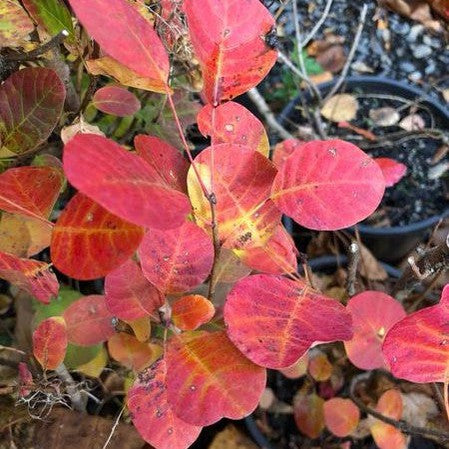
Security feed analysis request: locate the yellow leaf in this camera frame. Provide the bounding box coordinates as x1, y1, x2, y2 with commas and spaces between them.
321, 94, 359, 122
76, 345, 108, 378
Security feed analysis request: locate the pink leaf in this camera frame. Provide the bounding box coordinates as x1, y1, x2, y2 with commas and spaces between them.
374, 158, 407, 187
92, 86, 140, 116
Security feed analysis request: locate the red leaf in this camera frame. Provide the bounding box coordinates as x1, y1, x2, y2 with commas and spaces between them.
344, 291, 406, 370
63, 134, 191, 229
92, 86, 140, 116
224, 274, 353, 369
235, 225, 298, 274
171, 295, 215, 331
134, 135, 189, 192
68, 0, 170, 93
0, 67, 66, 154
51, 193, 144, 280
324, 398, 360, 437
0, 166, 63, 220
105, 259, 163, 321
166, 331, 266, 426
197, 102, 269, 156
0, 251, 58, 303
33, 317, 67, 370
63, 295, 115, 346
271, 139, 385, 230
294, 390, 325, 439
128, 359, 202, 449
138, 220, 214, 294
374, 158, 407, 187
383, 285, 449, 383
108, 333, 157, 371
184, 0, 277, 104
187, 144, 281, 250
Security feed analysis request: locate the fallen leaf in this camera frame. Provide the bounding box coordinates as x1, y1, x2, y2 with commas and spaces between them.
369, 107, 400, 126
399, 113, 425, 131
315, 45, 346, 73
209, 425, 258, 449
321, 94, 359, 122
61, 116, 104, 144
442, 88, 449, 103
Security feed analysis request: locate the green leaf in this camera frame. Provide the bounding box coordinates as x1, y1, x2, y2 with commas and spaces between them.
34, 286, 82, 324
22, 0, 75, 42
64, 343, 102, 369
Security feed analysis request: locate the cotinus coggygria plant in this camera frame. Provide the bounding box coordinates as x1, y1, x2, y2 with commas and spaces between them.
9, 0, 445, 448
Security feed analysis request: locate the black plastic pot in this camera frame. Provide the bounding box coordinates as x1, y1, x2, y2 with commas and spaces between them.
278, 76, 449, 262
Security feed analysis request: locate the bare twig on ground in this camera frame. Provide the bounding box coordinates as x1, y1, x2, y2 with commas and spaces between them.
55, 364, 86, 413
300, 0, 334, 48
247, 87, 294, 140
346, 242, 360, 296
102, 407, 125, 449
325, 4, 369, 101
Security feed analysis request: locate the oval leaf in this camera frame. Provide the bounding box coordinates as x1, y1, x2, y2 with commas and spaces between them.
128, 359, 202, 449
92, 86, 140, 117
69, 0, 169, 93
0, 67, 66, 154
108, 333, 157, 371
33, 316, 67, 370
171, 295, 215, 331
0, 166, 63, 220
104, 259, 163, 320
0, 251, 58, 303
166, 331, 266, 426
134, 134, 189, 192
383, 285, 449, 383
63, 295, 115, 346
0, 0, 34, 46
344, 291, 406, 370
138, 220, 214, 294
224, 274, 353, 369
184, 0, 277, 104
187, 144, 281, 250
324, 398, 360, 437
294, 390, 325, 439
197, 102, 269, 156
271, 139, 385, 230
374, 158, 407, 187
308, 351, 332, 382
51, 193, 145, 280
63, 133, 191, 229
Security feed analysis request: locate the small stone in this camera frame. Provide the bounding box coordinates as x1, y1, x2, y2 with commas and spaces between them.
407, 24, 424, 43
425, 61, 436, 75
412, 44, 432, 59
409, 71, 422, 82
399, 61, 416, 73
393, 22, 410, 35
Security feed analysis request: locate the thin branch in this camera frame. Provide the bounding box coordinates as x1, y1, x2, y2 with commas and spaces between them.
55, 364, 85, 413
6, 31, 69, 62
102, 406, 125, 449
346, 242, 360, 296
300, 0, 334, 48
325, 4, 368, 101
247, 87, 294, 140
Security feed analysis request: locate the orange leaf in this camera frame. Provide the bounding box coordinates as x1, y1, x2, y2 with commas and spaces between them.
51, 193, 145, 280
33, 317, 67, 370
166, 331, 266, 426
128, 359, 202, 449
294, 390, 325, 439
0, 166, 63, 220
187, 144, 281, 250
308, 351, 333, 382
171, 295, 215, 331
0, 251, 58, 303
324, 398, 360, 437
108, 333, 157, 371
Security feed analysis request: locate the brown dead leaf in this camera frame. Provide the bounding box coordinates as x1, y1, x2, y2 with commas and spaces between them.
369, 107, 401, 126
378, 0, 442, 30
61, 116, 104, 144
401, 392, 439, 428
399, 113, 426, 131
35, 408, 144, 449
209, 425, 258, 449
305, 71, 333, 87
316, 45, 346, 73
321, 94, 359, 122
358, 243, 388, 281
